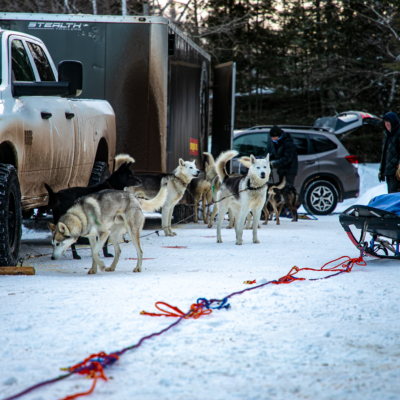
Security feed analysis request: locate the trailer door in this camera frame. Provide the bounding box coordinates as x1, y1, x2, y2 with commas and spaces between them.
211, 61, 236, 169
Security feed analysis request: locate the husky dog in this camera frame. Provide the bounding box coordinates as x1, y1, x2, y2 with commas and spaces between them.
126, 159, 199, 236
45, 154, 141, 260
48, 186, 167, 274
190, 171, 213, 224
215, 150, 270, 245
263, 177, 298, 225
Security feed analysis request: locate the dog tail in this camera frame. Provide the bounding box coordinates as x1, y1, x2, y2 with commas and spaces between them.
268, 176, 286, 196
139, 183, 168, 213
215, 150, 238, 183
203, 152, 215, 166
44, 183, 54, 196
114, 154, 135, 172
238, 156, 252, 169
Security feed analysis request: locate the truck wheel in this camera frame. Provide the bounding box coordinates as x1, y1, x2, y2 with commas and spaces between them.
303, 180, 338, 215
0, 165, 22, 266
88, 161, 110, 186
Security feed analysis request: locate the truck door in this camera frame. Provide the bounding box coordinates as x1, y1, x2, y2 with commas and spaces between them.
9, 36, 53, 202
10, 36, 75, 201
24, 39, 75, 192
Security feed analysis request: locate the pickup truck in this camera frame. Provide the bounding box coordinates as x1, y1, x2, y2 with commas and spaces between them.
0, 29, 116, 266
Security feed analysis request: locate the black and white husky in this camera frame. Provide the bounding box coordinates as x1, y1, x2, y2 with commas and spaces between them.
215, 150, 270, 245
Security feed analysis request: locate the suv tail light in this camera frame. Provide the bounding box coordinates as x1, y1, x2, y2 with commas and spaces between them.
345, 155, 358, 168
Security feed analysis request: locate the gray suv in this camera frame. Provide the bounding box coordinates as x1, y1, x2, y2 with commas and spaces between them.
232, 126, 360, 215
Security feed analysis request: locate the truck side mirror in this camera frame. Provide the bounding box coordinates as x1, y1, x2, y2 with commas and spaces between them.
58, 61, 83, 97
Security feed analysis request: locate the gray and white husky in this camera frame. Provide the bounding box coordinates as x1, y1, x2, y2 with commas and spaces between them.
48, 186, 167, 274
215, 150, 270, 245
126, 159, 200, 236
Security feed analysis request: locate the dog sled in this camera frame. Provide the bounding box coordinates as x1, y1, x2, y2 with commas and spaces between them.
339, 193, 400, 259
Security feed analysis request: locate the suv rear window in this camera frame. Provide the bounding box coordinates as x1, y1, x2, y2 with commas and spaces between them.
291, 133, 308, 155
310, 135, 337, 154
233, 133, 270, 157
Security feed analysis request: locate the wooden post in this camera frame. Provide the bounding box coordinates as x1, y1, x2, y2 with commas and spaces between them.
0, 267, 35, 275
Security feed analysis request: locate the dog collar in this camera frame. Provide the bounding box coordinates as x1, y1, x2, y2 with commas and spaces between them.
174, 176, 188, 187
247, 180, 269, 191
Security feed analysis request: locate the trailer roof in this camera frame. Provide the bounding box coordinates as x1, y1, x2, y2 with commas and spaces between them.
0, 12, 210, 61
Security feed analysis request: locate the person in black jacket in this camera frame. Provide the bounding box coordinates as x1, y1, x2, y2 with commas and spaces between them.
379, 111, 400, 193
270, 125, 298, 186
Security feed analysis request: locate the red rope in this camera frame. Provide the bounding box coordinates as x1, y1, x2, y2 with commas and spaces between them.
59, 352, 119, 400
272, 256, 365, 285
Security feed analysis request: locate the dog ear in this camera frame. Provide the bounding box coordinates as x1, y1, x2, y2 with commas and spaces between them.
47, 222, 56, 232
179, 158, 185, 167
205, 161, 210, 172
265, 153, 270, 163
250, 155, 256, 164
58, 222, 70, 236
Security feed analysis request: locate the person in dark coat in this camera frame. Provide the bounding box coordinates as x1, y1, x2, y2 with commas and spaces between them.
270, 125, 298, 186
379, 111, 400, 193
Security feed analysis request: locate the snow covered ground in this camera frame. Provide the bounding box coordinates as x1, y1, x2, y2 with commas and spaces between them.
2, 164, 400, 400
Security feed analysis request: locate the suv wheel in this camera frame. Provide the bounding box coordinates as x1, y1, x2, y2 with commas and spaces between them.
303, 180, 338, 215
88, 161, 110, 186
0, 165, 22, 266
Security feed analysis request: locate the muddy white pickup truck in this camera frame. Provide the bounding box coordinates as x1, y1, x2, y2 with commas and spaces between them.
0, 29, 116, 265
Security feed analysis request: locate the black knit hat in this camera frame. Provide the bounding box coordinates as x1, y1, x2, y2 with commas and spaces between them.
270, 125, 284, 137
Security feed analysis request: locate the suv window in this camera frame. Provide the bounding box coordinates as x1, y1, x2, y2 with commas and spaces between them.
310, 134, 337, 154
291, 133, 308, 155
11, 40, 35, 82
26, 42, 55, 82
233, 133, 270, 157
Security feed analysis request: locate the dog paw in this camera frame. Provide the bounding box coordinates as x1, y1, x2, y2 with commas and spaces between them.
73, 254, 82, 260
172, 232, 177, 236
105, 267, 116, 272
133, 267, 142, 273
87, 269, 97, 274
235, 241, 243, 245
253, 239, 260, 244
263, 222, 268, 225
103, 253, 114, 258
217, 239, 223, 243
207, 224, 213, 229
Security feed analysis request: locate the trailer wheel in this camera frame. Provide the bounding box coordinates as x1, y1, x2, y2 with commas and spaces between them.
303, 180, 338, 215
88, 161, 110, 186
0, 165, 22, 266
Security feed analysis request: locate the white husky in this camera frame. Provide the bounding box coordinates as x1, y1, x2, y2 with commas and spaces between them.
48, 186, 167, 274
126, 159, 200, 236
215, 150, 270, 245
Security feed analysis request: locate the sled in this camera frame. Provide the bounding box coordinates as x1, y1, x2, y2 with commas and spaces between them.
339, 193, 400, 259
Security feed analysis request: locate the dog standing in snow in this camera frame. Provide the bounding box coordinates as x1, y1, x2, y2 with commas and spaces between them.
215, 150, 270, 245
48, 187, 167, 274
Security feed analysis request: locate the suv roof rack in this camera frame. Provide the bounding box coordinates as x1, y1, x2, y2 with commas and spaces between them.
246, 125, 334, 133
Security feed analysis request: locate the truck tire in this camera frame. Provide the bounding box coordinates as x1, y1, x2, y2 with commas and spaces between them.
0, 165, 22, 266
303, 180, 338, 215
88, 161, 110, 186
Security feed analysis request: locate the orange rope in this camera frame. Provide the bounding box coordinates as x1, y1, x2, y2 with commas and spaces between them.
141, 301, 212, 319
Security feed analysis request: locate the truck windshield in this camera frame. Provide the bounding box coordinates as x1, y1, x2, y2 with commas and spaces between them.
11, 40, 35, 82
26, 42, 55, 82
